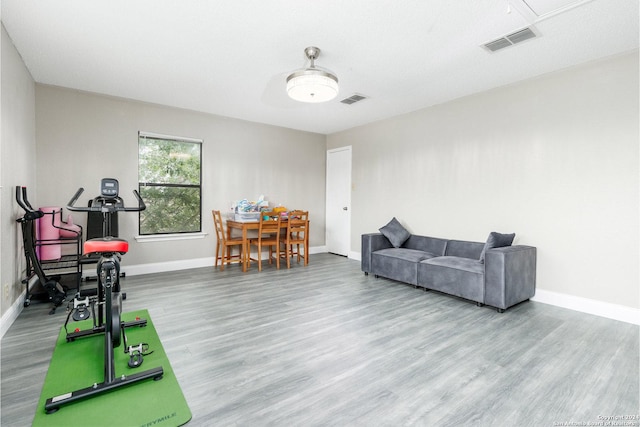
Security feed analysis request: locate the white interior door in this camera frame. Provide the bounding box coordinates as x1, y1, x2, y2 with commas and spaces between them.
326, 146, 351, 256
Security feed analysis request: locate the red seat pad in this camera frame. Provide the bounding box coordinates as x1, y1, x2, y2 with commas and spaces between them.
84, 237, 129, 255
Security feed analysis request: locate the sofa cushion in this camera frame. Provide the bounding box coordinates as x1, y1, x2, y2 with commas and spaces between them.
374, 247, 437, 263
418, 256, 485, 302
445, 240, 484, 259
379, 217, 410, 248
479, 232, 515, 263
404, 235, 448, 256
423, 256, 484, 274
372, 248, 437, 285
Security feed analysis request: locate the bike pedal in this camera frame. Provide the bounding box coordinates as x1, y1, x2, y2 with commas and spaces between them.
128, 351, 143, 368
71, 295, 92, 321
72, 306, 90, 321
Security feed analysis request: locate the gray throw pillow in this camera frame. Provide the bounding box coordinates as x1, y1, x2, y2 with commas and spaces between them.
479, 231, 515, 263
379, 217, 411, 248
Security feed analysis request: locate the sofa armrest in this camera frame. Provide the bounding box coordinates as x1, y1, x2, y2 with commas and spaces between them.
361, 233, 392, 273
484, 245, 537, 310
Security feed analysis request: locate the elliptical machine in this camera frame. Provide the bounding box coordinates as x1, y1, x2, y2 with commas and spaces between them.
45, 178, 163, 414
15, 186, 67, 313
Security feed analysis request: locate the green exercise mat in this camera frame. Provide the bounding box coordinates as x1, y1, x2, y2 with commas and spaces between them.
33, 309, 191, 427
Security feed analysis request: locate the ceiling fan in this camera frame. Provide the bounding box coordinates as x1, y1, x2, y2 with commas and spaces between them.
261, 46, 340, 108
285, 46, 339, 103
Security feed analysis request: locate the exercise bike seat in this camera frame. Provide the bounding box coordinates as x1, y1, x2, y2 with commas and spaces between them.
84, 237, 129, 255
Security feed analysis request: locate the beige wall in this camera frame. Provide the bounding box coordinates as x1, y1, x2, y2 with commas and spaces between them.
328, 50, 639, 310
2, 19, 637, 320
1, 24, 36, 318
34, 85, 327, 267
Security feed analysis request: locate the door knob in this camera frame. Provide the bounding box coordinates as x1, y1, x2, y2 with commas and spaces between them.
343, 207, 348, 210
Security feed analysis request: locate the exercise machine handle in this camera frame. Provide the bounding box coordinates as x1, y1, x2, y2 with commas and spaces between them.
67, 188, 146, 212
123, 190, 146, 212
66, 187, 86, 211
19, 186, 36, 211
15, 186, 31, 212
15, 186, 44, 221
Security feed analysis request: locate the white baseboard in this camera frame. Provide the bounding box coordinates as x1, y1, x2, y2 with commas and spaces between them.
1, 290, 26, 339
123, 257, 215, 276
126, 251, 637, 326
353, 250, 638, 325
532, 289, 640, 325
124, 245, 327, 276
310, 246, 327, 254
4, 251, 636, 338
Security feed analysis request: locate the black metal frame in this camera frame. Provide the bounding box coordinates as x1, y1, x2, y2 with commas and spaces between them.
45, 252, 163, 413
44, 181, 163, 414
15, 186, 71, 314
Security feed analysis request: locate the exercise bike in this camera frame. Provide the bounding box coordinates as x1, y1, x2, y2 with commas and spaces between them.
45, 178, 163, 414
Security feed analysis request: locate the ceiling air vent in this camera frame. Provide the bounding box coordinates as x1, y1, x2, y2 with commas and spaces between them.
340, 94, 367, 105
482, 27, 538, 52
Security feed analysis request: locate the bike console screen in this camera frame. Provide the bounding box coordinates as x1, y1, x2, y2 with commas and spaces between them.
100, 178, 119, 198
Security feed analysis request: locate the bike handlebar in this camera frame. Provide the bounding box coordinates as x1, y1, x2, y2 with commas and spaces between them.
15, 186, 44, 221
15, 186, 31, 212
66, 188, 85, 210
67, 188, 146, 213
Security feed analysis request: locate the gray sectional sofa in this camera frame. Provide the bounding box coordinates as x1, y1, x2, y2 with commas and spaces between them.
361, 219, 537, 312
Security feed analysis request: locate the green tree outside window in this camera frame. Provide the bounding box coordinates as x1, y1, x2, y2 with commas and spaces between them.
138, 133, 202, 235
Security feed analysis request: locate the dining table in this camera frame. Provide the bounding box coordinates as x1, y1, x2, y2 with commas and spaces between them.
226, 218, 308, 272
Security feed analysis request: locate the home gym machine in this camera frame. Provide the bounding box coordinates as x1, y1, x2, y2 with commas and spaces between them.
44, 178, 163, 414
15, 186, 68, 314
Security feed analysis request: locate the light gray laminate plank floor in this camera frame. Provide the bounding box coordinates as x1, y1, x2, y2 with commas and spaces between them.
1, 254, 638, 426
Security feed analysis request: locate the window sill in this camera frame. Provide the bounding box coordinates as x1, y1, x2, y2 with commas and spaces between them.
134, 232, 207, 243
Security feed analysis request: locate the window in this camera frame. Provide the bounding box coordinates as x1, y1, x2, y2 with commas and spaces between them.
138, 132, 202, 235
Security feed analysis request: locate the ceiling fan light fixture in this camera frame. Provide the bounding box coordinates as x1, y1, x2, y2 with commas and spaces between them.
286, 47, 339, 103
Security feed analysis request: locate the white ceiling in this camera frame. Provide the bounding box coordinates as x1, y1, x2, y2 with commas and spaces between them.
2, 0, 638, 135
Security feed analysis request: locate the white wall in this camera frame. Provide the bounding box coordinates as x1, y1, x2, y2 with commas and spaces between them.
328, 51, 639, 310
35, 85, 327, 268
3, 20, 637, 324
1, 24, 36, 319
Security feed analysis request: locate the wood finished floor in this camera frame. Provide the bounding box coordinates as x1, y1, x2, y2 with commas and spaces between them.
1, 253, 638, 426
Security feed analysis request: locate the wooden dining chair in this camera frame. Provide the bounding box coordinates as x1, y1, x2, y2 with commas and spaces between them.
280, 210, 309, 268
212, 210, 244, 270
249, 212, 281, 271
